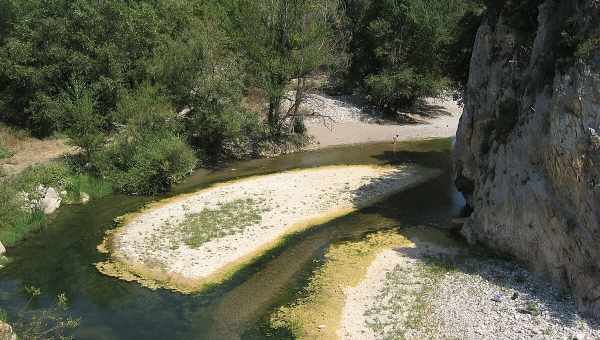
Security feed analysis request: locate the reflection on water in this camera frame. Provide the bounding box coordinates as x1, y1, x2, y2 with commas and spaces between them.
0, 139, 464, 339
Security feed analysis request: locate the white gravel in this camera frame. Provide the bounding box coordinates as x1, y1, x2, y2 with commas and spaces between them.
431, 258, 600, 340
339, 247, 430, 340
106, 165, 441, 288
339, 239, 600, 340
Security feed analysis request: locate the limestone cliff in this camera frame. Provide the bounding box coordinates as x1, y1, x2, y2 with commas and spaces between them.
454, 0, 600, 316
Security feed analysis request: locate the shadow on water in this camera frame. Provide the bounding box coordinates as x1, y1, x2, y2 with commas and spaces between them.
0, 138, 465, 339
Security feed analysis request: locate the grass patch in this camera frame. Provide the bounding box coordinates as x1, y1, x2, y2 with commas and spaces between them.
63, 173, 113, 202
269, 231, 413, 340
0, 145, 13, 160
179, 198, 263, 248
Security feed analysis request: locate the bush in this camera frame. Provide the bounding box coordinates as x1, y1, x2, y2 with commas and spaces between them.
92, 84, 197, 194
365, 69, 445, 111
60, 81, 106, 159
95, 133, 196, 195
188, 107, 266, 160
185, 56, 267, 159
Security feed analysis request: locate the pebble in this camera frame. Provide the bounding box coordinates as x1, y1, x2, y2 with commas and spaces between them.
428, 258, 600, 340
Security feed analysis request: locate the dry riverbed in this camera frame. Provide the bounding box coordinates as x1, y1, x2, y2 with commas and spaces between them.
97, 165, 440, 293
271, 227, 600, 340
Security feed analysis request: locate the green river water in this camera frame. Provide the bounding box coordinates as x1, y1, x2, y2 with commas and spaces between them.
0, 139, 465, 339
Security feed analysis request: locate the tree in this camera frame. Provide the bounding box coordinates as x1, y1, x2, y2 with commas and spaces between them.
234, 0, 339, 135
338, 0, 479, 112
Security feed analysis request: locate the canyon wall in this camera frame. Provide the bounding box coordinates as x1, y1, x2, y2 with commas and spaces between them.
454, 0, 600, 316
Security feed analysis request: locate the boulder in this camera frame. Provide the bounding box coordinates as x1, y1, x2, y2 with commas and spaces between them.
0, 321, 16, 340
80, 192, 90, 204
40, 187, 61, 215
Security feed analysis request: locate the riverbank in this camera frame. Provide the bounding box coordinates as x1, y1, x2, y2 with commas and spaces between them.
97, 164, 441, 293
0, 124, 74, 177
302, 94, 461, 149
271, 227, 600, 339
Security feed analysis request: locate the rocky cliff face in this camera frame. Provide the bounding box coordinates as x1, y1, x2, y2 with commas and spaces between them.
454, 0, 600, 317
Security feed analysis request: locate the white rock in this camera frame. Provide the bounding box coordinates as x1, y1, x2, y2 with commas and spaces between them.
0, 241, 5, 256
40, 187, 61, 215
0, 321, 16, 340
80, 192, 90, 204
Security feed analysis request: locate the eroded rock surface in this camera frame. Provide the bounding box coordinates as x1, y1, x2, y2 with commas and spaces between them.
454, 1, 600, 317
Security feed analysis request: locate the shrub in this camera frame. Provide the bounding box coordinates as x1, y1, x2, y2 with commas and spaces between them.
0, 0, 198, 137
96, 133, 196, 195
185, 57, 267, 159
60, 81, 106, 159
365, 69, 445, 112
188, 108, 267, 160
93, 84, 197, 194
339, 0, 477, 109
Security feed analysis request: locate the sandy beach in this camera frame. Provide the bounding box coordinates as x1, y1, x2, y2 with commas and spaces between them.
301, 94, 462, 149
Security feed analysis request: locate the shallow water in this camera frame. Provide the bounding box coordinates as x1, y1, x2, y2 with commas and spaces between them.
0, 139, 464, 339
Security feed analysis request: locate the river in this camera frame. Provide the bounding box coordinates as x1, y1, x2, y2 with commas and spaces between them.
0, 138, 464, 339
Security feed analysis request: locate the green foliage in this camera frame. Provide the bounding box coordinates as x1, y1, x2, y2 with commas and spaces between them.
96, 133, 196, 195
0, 145, 11, 160
60, 81, 106, 160
234, 0, 339, 133
339, 0, 479, 110
0, 0, 485, 197
365, 68, 447, 109
92, 84, 196, 195
13, 163, 72, 194
184, 59, 267, 158
63, 173, 114, 203
0, 0, 199, 137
